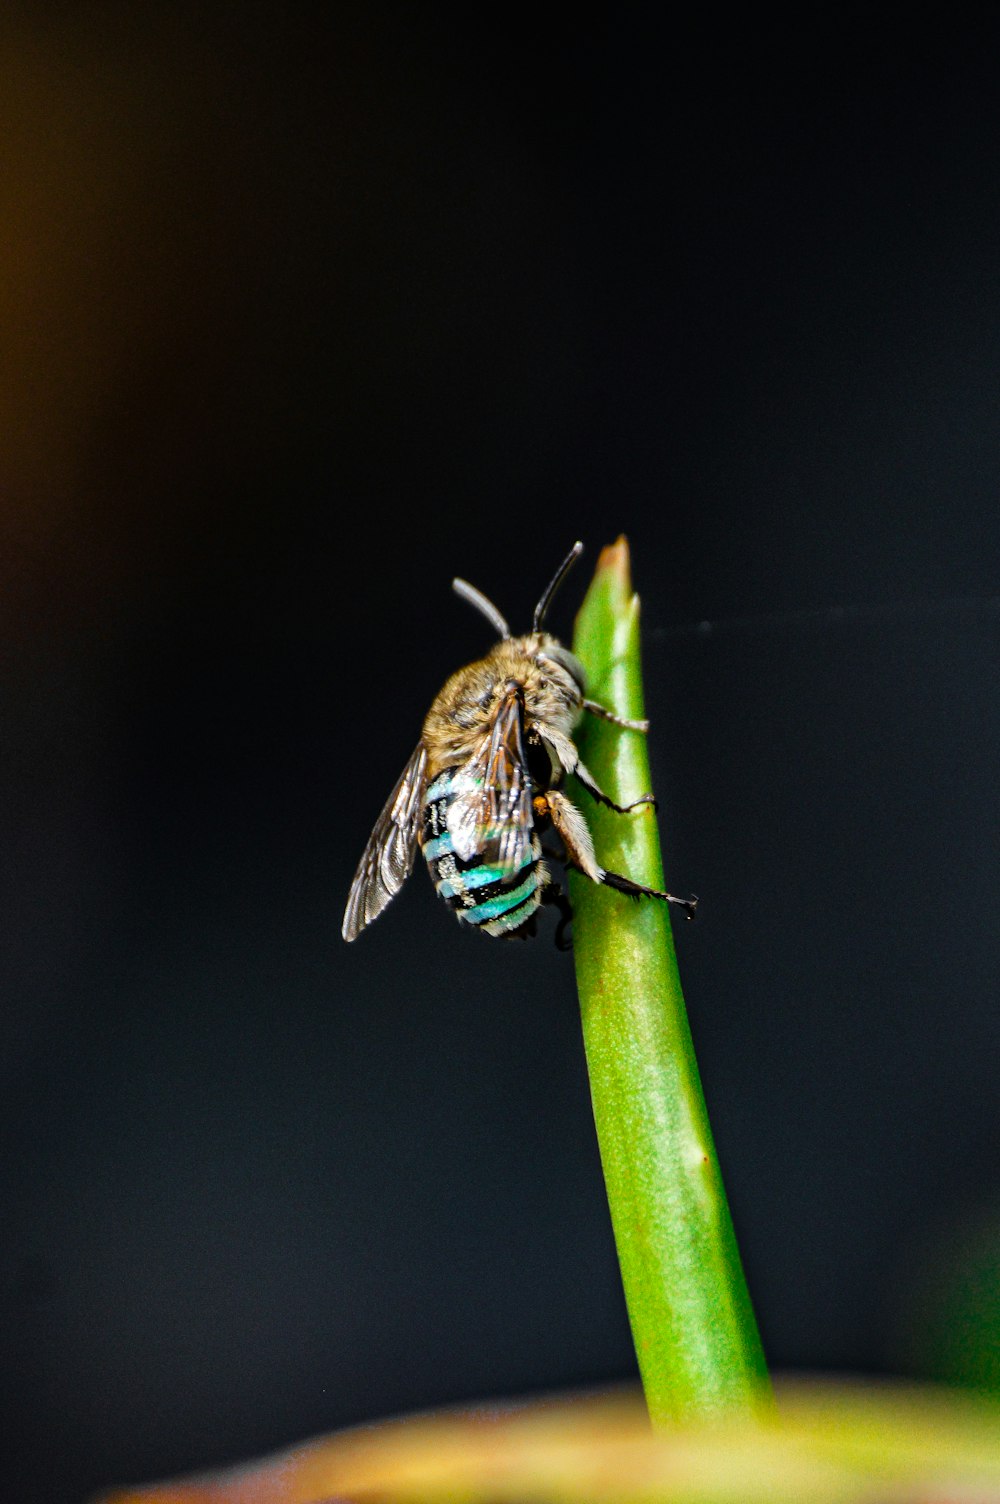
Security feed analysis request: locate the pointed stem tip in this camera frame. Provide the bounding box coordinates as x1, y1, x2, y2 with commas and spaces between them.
594, 534, 634, 600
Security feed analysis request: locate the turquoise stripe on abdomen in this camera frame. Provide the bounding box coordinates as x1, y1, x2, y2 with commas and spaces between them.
425, 770, 481, 803
458, 870, 538, 924
424, 774, 455, 803
436, 854, 533, 899
480, 891, 541, 935
422, 832, 454, 863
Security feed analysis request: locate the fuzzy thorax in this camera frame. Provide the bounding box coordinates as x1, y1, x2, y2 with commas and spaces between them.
421, 632, 584, 781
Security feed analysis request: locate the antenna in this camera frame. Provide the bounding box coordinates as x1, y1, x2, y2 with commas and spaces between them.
532, 541, 584, 632
452, 578, 511, 639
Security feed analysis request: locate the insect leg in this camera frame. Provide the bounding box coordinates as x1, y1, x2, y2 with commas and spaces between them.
600, 868, 698, 919
574, 760, 658, 815
530, 722, 657, 815
542, 789, 602, 879
583, 698, 649, 733
544, 789, 697, 921
540, 884, 574, 950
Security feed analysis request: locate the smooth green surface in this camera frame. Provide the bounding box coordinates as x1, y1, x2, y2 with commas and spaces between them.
570, 538, 770, 1426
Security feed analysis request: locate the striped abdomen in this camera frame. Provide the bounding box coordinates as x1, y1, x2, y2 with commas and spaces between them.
420, 768, 544, 937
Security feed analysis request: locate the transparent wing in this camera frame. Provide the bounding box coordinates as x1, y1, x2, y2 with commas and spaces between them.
447, 687, 533, 877
342, 742, 428, 941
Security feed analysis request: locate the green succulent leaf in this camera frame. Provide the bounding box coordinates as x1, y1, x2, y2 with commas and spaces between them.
570, 537, 770, 1425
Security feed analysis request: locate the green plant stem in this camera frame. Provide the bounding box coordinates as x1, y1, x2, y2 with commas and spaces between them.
570, 537, 770, 1426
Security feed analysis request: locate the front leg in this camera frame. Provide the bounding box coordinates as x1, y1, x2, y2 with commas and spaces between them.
528, 722, 657, 815
583, 698, 649, 733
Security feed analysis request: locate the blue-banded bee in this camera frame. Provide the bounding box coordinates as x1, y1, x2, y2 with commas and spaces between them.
342, 542, 696, 946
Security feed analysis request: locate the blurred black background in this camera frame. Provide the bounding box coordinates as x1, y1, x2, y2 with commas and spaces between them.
3, 7, 1000, 1500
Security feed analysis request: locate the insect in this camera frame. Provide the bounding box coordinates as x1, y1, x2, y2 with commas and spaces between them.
342, 541, 696, 946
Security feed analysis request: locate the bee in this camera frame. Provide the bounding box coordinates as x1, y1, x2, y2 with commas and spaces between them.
342, 542, 696, 946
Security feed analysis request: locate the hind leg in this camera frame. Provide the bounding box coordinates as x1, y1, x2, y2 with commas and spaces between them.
543, 789, 697, 919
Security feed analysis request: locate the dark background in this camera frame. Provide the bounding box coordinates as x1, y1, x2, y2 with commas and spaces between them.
3, 7, 999, 1500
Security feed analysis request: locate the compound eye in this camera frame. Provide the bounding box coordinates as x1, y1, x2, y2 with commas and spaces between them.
542, 644, 586, 693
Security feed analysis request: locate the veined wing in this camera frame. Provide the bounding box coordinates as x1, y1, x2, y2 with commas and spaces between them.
342, 742, 428, 941
447, 686, 533, 877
